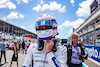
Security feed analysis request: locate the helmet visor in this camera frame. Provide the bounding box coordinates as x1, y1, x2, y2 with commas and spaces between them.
36, 19, 56, 28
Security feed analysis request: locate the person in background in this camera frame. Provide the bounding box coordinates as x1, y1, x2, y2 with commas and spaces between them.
9, 41, 14, 50
9, 41, 19, 67
22, 40, 25, 54
18, 41, 22, 53
0, 38, 7, 66
25, 40, 31, 54
67, 33, 87, 67
5, 39, 10, 48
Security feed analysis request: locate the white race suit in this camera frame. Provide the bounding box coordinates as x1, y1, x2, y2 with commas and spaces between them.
23, 42, 67, 67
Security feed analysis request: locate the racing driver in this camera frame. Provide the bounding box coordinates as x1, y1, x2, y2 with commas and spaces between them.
23, 14, 67, 67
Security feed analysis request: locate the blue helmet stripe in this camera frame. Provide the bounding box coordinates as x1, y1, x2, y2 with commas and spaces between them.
36, 21, 53, 27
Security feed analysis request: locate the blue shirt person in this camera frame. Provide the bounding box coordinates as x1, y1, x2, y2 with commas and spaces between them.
0, 41, 6, 51
0, 38, 7, 66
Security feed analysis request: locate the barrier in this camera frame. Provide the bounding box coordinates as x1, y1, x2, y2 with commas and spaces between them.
84, 45, 100, 63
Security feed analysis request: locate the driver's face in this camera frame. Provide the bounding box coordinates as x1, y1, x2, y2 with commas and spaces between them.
37, 26, 52, 30
39, 26, 47, 30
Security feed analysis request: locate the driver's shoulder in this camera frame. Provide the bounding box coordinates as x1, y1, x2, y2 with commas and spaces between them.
30, 42, 38, 49
57, 44, 67, 52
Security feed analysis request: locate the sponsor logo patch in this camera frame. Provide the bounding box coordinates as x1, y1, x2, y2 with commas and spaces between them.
34, 60, 48, 64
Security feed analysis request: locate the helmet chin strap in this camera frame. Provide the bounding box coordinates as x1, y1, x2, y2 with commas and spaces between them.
38, 39, 44, 51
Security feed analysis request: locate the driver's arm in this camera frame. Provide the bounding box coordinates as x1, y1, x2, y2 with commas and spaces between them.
23, 45, 33, 67
47, 45, 67, 67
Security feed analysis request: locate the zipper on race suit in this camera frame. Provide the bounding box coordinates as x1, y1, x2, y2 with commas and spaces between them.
44, 54, 47, 67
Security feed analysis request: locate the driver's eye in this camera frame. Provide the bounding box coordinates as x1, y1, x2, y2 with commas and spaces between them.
39, 27, 43, 30
36, 26, 52, 30
45, 26, 52, 29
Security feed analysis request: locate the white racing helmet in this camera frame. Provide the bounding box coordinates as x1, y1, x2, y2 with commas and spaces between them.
35, 14, 58, 40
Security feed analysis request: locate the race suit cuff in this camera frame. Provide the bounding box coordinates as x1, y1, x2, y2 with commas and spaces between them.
46, 51, 52, 54
47, 52, 55, 60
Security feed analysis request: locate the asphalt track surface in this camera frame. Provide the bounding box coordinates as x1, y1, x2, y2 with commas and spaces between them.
0, 49, 100, 67
0, 49, 25, 67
